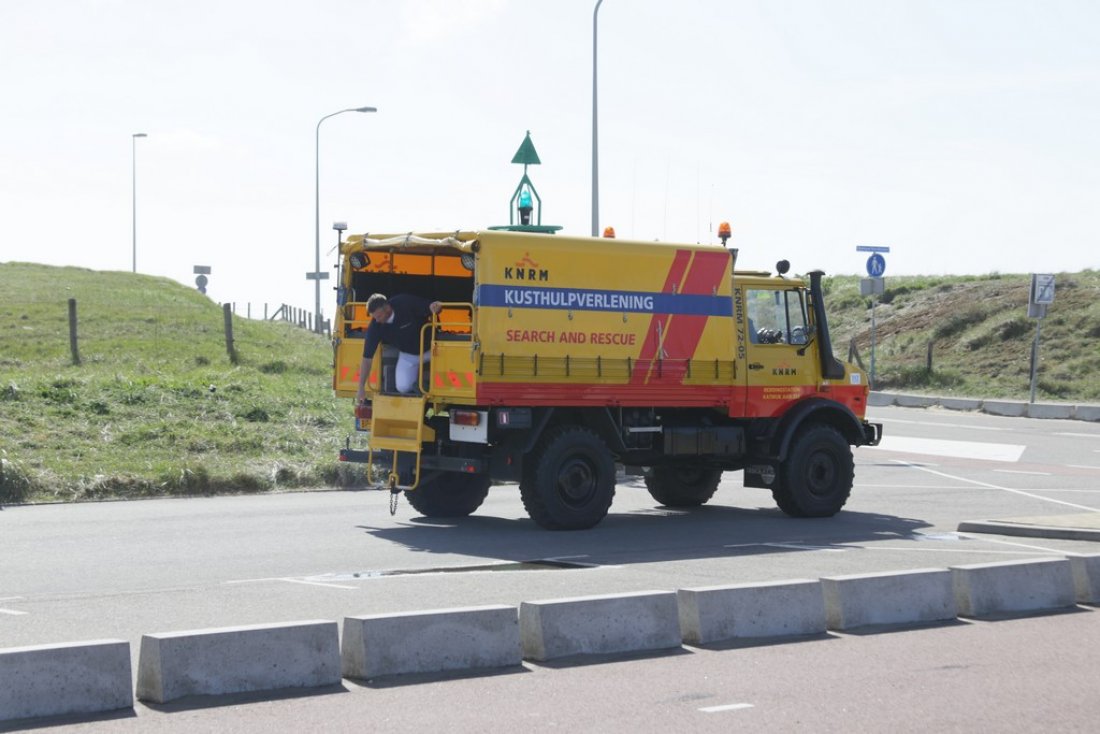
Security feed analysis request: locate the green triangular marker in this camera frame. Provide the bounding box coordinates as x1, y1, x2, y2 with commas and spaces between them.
511, 130, 541, 166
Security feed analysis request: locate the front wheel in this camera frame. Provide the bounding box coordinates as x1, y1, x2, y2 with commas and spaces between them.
644, 465, 722, 507
771, 424, 854, 517
404, 472, 491, 518
520, 426, 616, 530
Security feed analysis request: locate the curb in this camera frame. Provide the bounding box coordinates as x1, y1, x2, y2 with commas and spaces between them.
871, 392, 1100, 422
958, 519, 1100, 543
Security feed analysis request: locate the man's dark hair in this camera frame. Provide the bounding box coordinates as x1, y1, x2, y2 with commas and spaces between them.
366, 294, 389, 315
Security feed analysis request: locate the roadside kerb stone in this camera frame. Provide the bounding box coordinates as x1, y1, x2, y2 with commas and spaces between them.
867, 392, 895, 407
678, 579, 825, 644
981, 400, 1028, 418
520, 590, 680, 661
939, 397, 982, 411
951, 558, 1075, 617
342, 605, 520, 679
136, 620, 340, 704
0, 640, 132, 723
1074, 405, 1100, 422
1068, 554, 1100, 604
822, 568, 956, 630
1026, 402, 1075, 420
894, 393, 937, 408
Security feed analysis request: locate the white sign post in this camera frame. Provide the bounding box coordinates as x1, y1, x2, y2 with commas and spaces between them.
1028, 274, 1055, 403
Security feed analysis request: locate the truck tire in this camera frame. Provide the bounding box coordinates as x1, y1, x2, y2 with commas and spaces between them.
771, 424, 853, 517
404, 473, 491, 518
520, 426, 616, 530
644, 465, 722, 507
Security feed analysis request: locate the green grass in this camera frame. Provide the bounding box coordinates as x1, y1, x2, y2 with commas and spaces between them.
824, 270, 1100, 401
0, 262, 365, 503
3, 262, 1098, 504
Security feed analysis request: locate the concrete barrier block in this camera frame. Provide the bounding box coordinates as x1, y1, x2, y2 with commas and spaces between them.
521, 590, 680, 661
1068, 554, 1100, 604
1074, 405, 1100, 422
0, 640, 132, 723
940, 397, 982, 412
342, 605, 520, 679
678, 579, 825, 644
1027, 403, 1074, 420
822, 569, 956, 630
868, 392, 895, 407
981, 400, 1027, 417
136, 620, 340, 704
894, 393, 937, 408
951, 558, 1075, 617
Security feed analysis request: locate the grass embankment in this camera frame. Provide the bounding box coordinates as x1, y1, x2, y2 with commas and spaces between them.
824, 270, 1100, 400
0, 262, 363, 504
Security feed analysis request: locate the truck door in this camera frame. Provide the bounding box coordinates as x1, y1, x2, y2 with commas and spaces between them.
743, 286, 817, 417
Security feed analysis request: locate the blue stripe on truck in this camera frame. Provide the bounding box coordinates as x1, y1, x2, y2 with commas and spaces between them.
478, 285, 730, 316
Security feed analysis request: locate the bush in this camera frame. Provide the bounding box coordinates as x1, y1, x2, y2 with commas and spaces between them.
933, 308, 987, 339
0, 456, 35, 503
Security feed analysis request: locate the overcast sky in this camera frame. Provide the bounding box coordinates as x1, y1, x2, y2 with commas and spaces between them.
2, 0, 1098, 319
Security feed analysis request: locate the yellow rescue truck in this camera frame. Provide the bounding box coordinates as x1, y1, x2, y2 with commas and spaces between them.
333, 229, 881, 530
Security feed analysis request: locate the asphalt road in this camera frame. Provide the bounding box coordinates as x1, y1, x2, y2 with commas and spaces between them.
2, 404, 1099, 728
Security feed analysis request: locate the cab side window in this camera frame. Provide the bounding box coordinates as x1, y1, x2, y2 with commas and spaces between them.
747, 289, 809, 345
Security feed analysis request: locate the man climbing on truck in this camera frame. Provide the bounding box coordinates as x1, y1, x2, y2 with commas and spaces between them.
354, 293, 442, 398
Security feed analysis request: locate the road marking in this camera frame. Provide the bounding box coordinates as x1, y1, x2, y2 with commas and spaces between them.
957, 535, 1067, 554
0, 608, 28, 616
1068, 465, 1100, 470
994, 469, 1051, 476
892, 461, 1099, 512
700, 703, 754, 713
869, 437, 1025, 463
876, 418, 1008, 432
224, 576, 357, 590
1055, 433, 1100, 438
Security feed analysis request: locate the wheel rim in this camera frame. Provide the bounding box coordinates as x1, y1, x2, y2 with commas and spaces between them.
557, 455, 598, 508
806, 450, 838, 497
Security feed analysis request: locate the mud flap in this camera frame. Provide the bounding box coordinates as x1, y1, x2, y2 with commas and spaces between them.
743, 462, 779, 489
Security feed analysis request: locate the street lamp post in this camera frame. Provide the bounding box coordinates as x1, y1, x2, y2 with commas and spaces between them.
132, 133, 147, 273
313, 106, 376, 334
591, 0, 605, 237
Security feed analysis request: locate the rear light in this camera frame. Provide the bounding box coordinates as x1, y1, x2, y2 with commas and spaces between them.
355, 403, 372, 420
452, 409, 480, 427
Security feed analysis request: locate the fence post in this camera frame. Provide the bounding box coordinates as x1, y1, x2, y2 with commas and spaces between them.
67, 298, 81, 366
223, 303, 238, 364
926, 340, 934, 373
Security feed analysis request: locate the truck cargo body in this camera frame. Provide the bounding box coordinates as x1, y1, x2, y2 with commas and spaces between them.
334, 230, 881, 529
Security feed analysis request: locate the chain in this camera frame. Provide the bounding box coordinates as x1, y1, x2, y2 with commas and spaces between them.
388, 473, 400, 516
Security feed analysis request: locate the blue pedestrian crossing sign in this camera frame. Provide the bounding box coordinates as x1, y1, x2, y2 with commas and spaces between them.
866, 253, 886, 277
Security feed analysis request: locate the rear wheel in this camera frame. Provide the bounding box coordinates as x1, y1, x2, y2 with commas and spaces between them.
404, 472, 491, 518
520, 426, 616, 530
771, 424, 853, 517
644, 465, 722, 507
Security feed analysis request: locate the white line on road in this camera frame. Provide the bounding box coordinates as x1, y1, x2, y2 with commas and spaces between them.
1054, 433, 1100, 438
892, 461, 1099, 512
224, 576, 357, 590
875, 418, 1008, 432
1068, 465, 1100, 470
870, 437, 1025, 462
0, 597, 24, 602
0, 608, 28, 616
994, 469, 1051, 476
699, 703, 754, 714
956, 535, 1068, 555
